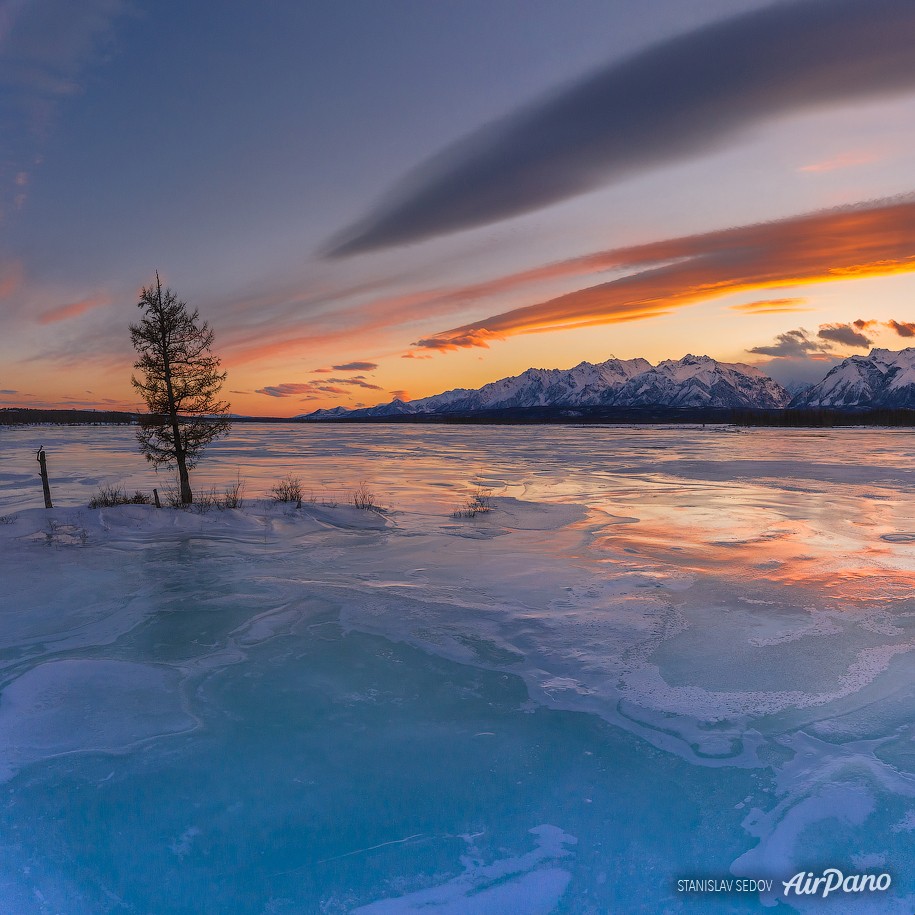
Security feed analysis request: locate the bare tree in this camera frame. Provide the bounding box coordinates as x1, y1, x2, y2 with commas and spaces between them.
130, 274, 231, 504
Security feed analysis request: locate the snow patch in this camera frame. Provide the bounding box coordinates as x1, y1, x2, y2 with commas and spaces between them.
353, 825, 576, 914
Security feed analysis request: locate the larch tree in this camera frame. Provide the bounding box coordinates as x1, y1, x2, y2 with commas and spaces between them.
130, 274, 231, 504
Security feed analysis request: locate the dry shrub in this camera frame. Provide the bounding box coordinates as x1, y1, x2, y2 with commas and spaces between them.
452, 485, 494, 519
271, 475, 303, 505
163, 483, 187, 509
89, 485, 152, 508
350, 481, 378, 511
221, 475, 245, 508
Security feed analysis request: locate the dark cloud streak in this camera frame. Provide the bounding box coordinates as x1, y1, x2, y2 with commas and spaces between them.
817, 323, 873, 347
332, 361, 378, 371
326, 0, 915, 257
256, 377, 382, 398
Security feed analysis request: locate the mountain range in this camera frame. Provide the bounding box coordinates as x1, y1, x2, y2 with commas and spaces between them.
303, 348, 915, 420
789, 348, 915, 408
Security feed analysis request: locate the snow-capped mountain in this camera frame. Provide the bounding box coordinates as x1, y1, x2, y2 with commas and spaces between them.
303, 355, 790, 419
611, 355, 789, 408
790, 348, 915, 408
400, 357, 653, 413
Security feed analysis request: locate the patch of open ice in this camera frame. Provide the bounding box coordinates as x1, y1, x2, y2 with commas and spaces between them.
621, 641, 914, 721
0, 659, 195, 781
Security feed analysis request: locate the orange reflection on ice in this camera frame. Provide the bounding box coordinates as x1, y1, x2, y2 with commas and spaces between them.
584, 473, 915, 606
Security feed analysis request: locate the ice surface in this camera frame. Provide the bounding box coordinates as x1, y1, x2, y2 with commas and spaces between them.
0, 424, 913, 911
0, 659, 195, 781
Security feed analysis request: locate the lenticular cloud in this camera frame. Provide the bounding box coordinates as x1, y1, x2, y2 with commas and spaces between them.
326, 0, 915, 256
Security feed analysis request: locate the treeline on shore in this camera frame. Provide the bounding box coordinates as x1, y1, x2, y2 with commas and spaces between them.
303, 405, 915, 427
0, 408, 141, 425
0, 408, 289, 426
5, 405, 915, 427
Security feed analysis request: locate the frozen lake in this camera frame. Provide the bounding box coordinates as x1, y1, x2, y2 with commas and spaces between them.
1, 423, 914, 912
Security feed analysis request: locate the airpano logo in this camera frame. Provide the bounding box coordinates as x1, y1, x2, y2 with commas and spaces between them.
782, 869, 892, 898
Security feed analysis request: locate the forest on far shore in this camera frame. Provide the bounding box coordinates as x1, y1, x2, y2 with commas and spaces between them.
4, 406, 915, 427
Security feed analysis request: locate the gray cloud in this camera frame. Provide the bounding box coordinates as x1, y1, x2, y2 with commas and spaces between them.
325, 377, 382, 390
749, 320, 877, 379
817, 323, 872, 347
325, 0, 915, 257
749, 329, 826, 358
750, 321, 874, 359
886, 319, 915, 337
311, 361, 380, 373
255, 383, 314, 398
332, 361, 378, 372
747, 326, 852, 389
256, 377, 382, 398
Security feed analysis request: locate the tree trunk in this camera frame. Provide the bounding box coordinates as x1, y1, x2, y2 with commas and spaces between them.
176, 449, 192, 504
157, 273, 193, 505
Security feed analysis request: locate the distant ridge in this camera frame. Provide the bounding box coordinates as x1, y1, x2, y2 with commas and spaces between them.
303, 354, 791, 420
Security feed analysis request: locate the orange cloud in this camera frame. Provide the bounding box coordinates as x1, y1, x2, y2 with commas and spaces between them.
415, 328, 506, 352
414, 196, 915, 352
37, 294, 109, 325
213, 195, 915, 375
730, 297, 810, 314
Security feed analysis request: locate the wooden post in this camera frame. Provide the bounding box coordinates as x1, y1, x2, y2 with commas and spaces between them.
153, 487, 162, 508
36, 447, 53, 508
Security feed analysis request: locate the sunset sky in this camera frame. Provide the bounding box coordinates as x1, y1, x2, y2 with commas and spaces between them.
3, 0, 915, 416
